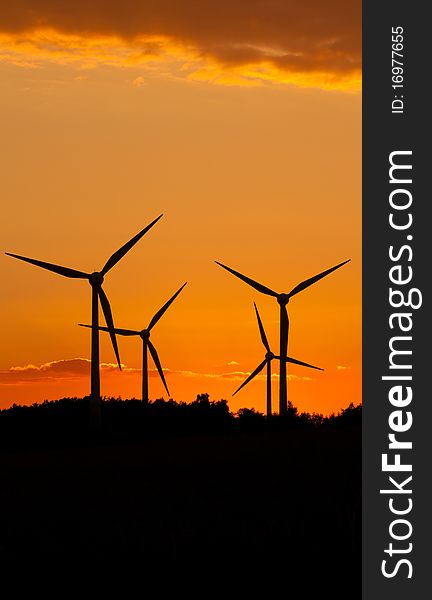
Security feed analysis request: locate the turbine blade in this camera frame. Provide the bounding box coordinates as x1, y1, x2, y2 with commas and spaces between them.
78, 324, 140, 336
232, 359, 267, 396
215, 262, 278, 297
101, 214, 163, 275
253, 302, 270, 353
148, 340, 170, 397
288, 259, 351, 298
286, 356, 324, 371
148, 282, 187, 331
5, 253, 88, 279
97, 287, 122, 370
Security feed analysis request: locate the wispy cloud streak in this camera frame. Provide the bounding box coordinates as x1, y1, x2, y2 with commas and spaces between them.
0, 358, 314, 385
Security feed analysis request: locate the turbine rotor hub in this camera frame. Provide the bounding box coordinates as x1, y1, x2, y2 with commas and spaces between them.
140, 329, 150, 340
277, 293, 290, 305
89, 271, 104, 286
266, 352, 275, 360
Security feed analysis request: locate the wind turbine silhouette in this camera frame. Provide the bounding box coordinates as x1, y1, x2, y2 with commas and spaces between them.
6, 214, 163, 423
79, 282, 187, 403
233, 303, 323, 416
215, 258, 350, 415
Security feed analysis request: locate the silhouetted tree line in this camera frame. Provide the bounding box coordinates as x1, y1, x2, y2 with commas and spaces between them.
0, 394, 361, 449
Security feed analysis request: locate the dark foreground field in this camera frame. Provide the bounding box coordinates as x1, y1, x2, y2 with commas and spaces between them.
0, 398, 361, 592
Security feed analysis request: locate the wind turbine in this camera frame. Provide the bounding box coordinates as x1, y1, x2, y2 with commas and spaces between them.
233, 303, 323, 416
6, 214, 163, 423
215, 258, 350, 415
79, 282, 187, 403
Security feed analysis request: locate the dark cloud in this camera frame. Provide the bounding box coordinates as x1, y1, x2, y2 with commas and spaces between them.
0, 1, 361, 82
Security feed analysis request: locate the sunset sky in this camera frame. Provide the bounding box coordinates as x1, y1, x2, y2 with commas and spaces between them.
0, 1, 361, 414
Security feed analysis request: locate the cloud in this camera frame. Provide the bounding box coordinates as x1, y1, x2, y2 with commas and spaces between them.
132, 75, 145, 87
168, 370, 312, 382
0, 1, 361, 89
336, 365, 350, 371
0, 358, 139, 384
164, 369, 250, 382
0, 359, 314, 385
227, 360, 240, 366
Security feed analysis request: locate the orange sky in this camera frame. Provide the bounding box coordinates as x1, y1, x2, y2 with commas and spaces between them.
0, 1, 361, 415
